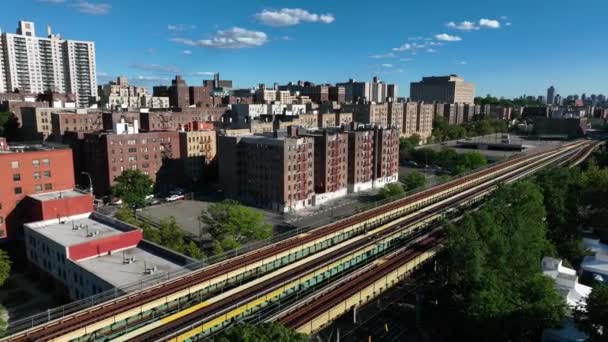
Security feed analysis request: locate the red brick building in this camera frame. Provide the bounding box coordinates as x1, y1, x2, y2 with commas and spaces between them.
77, 130, 181, 196
0, 145, 82, 239
305, 131, 349, 205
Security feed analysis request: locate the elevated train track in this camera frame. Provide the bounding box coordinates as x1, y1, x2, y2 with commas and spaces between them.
2, 140, 594, 342
159, 139, 591, 341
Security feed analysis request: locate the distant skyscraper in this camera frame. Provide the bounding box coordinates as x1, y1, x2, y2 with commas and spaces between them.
0, 20, 97, 107
547, 86, 555, 105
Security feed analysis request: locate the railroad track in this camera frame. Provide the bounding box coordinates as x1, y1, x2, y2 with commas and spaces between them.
2, 140, 591, 342
120, 141, 591, 341
271, 140, 593, 335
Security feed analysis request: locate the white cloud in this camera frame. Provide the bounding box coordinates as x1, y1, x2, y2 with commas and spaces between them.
135, 75, 170, 82
168, 24, 197, 32
400, 58, 414, 62
131, 63, 180, 73
369, 52, 396, 59
192, 71, 215, 76
280, 35, 292, 41
446, 21, 479, 31
479, 18, 500, 28
397, 68, 405, 73
435, 33, 462, 42
428, 41, 443, 46
392, 43, 412, 52
408, 36, 425, 41
381, 63, 393, 68
71, 1, 111, 15
37, 0, 66, 3
506, 22, 512, 26
182, 50, 192, 55
146, 48, 157, 54
171, 27, 268, 49
97, 71, 109, 77
460, 61, 468, 65
500, 16, 509, 20
254, 8, 335, 26
427, 48, 437, 53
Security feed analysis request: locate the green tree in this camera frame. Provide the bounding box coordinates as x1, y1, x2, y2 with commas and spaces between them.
535, 168, 586, 265
200, 200, 272, 253
216, 323, 307, 342
574, 285, 608, 341
111, 169, 153, 209
0, 249, 11, 286
401, 171, 426, 191
182, 241, 205, 260
426, 182, 565, 340
378, 183, 405, 199
454, 151, 487, 174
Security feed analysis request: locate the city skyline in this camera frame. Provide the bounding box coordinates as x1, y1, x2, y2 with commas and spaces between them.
1, 0, 607, 98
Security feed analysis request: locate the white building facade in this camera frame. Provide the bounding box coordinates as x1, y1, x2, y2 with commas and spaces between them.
0, 21, 97, 107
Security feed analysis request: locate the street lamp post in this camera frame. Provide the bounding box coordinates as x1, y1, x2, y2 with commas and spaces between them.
81, 172, 93, 194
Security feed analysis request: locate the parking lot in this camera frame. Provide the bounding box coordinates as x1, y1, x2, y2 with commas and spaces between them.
137, 199, 286, 241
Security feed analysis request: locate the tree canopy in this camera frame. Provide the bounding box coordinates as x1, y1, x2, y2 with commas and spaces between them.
474, 95, 543, 107
111, 169, 153, 209
574, 284, 608, 341
425, 182, 565, 340
0, 249, 10, 286
115, 208, 204, 260
215, 323, 307, 342
432, 117, 507, 142
409, 148, 487, 175
378, 183, 405, 199
535, 167, 586, 265
401, 171, 426, 191
199, 200, 272, 254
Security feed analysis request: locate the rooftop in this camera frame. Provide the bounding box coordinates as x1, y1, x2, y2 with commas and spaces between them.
28, 189, 90, 202
0, 142, 70, 154
77, 246, 184, 288
25, 213, 124, 247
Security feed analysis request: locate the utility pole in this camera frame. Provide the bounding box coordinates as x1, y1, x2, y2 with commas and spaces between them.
81, 172, 93, 194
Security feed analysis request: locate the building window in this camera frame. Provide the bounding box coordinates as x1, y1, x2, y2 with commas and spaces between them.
34, 172, 41, 180
44, 171, 51, 178
35, 184, 42, 192
42, 158, 50, 165
45, 183, 52, 191
128, 148, 136, 153
11, 161, 19, 169
14, 187, 22, 195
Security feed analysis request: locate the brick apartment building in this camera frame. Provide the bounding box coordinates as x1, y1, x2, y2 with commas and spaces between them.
51, 112, 104, 139
346, 128, 375, 193
74, 125, 180, 196
373, 127, 400, 187
139, 109, 227, 132
219, 128, 315, 212
179, 122, 217, 184
344, 103, 390, 129
387, 102, 404, 132
304, 131, 348, 205
345, 124, 400, 192
328, 86, 346, 103
0, 139, 89, 239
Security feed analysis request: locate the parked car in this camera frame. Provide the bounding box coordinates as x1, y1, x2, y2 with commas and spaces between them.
145, 194, 154, 200
111, 198, 123, 205
404, 161, 419, 167
165, 194, 185, 202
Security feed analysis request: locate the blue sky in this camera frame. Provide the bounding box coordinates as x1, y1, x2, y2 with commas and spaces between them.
2, 0, 607, 98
